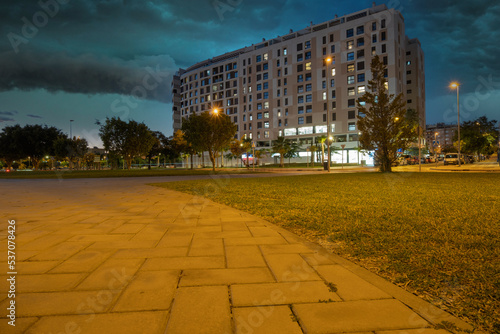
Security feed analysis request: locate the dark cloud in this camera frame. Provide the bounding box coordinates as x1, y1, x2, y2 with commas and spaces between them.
0, 50, 177, 103
27, 114, 42, 119
0, 116, 15, 123
0, 111, 18, 116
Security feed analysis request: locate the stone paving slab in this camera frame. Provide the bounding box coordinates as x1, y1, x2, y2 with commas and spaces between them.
0, 177, 479, 333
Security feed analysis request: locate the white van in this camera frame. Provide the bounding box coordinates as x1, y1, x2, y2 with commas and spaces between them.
443, 153, 465, 165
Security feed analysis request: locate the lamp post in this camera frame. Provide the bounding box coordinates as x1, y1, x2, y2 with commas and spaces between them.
450, 82, 461, 166
325, 57, 332, 172
70, 120, 74, 139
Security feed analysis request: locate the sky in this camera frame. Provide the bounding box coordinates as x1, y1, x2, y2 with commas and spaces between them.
1, 0, 499, 147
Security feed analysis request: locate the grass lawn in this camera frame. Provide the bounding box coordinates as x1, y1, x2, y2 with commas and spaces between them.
0, 168, 257, 179
153, 172, 500, 333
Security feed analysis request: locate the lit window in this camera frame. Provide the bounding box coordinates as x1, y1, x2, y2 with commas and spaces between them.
298, 126, 313, 134
348, 122, 356, 131
298, 117, 304, 125
263, 53, 268, 61
264, 131, 269, 138
264, 121, 269, 128
283, 48, 287, 55
331, 68, 336, 76
348, 87, 355, 96
323, 92, 327, 100
306, 62, 312, 70
357, 86, 366, 94
306, 94, 312, 102
264, 102, 269, 109
347, 75, 355, 84
284, 128, 296, 136
315, 125, 327, 133
264, 112, 269, 118
347, 40, 354, 50
306, 84, 312, 91
384, 82, 389, 90
305, 41, 311, 49
347, 52, 355, 61
348, 64, 355, 72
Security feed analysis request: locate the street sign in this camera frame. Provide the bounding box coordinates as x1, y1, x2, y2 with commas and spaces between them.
251, 142, 256, 148
341, 144, 345, 149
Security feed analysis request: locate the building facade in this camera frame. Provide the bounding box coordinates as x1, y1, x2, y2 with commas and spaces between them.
425, 123, 458, 153
171, 3, 425, 164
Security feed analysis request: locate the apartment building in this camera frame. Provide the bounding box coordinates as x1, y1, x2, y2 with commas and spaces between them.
426, 123, 458, 153
171, 3, 425, 164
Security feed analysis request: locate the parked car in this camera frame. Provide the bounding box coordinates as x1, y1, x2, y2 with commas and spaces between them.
443, 153, 465, 165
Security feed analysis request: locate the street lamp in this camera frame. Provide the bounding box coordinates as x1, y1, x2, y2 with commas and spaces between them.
450, 82, 461, 166
325, 57, 332, 172
434, 132, 438, 166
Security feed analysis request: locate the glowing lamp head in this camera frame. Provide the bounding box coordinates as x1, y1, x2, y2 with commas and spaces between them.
213, 108, 219, 114
450, 82, 459, 89
325, 57, 332, 63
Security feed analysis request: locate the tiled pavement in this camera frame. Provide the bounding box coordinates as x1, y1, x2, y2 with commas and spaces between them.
0, 177, 477, 333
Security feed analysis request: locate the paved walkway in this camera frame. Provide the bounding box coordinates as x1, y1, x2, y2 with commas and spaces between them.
0, 176, 477, 333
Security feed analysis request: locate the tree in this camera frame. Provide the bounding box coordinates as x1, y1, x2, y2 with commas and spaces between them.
272, 136, 290, 168
454, 116, 498, 157
53, 136, 88, 169
254, 149, 270, 166
98, 117, 156, 170
284, 141, 300, 165
146, 131, 166, 169
357, 56, 416, 172
182, 111, 237, 171
0, 125, 23, 168
308, 145, 318, 167
230, 139, 246, 167
316, 135, 327, 164
0, 124, 63, 170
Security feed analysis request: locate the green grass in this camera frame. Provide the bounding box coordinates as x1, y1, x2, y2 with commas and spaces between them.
153, 173, 500, 333
0, 168, 257, 179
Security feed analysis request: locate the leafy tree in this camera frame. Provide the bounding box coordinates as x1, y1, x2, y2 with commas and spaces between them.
83, 152, 96, 169
454, 116, 498, 156
308, 145, 318, 167
52, 136, 88, 169
0, 124, 63, 170
98, 117, 156, 170
162, 134, 182, 164
316, 135, 327, 164
272, 136, 290, 168
357, 56, 416, 172
254, 149, 270, 166
284, 141, 301, 165
146, 131, 166, 169
230, 139, 246, 167
0, 124, 23, 168
182, 111, 237, 171
241, 138, 252, 167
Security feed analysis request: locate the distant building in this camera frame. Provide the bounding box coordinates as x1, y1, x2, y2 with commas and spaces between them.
172, 3, 425, 163
426, 123, 458, 153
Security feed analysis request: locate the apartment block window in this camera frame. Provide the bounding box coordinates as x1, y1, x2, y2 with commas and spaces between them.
357, 73, 365, 82
283, 48, 287, 55
263, 82, 268, 89
332, 112, 336, 121
257, 103, 262, 110
347, 75, 355, 84
357, 49, 364, 59
284, 68, 288, 75
357, 61, 365, 71
357, 86, 366, 94
347, 40, 354, 50
305, 51, 311, 60
357, 38, 364, 47
305, 41, 311, 49
322, 36, 327, 44
381, 19, 386, 28
381, 31, 386, 41
298, 117, 304, 125
264, 131, 269, 138
284, 78, 287, 85
306, 116, 313, 124
331, 68, 336, 76
297, 53, 303, 62
284, 88, 287, 95
357, 25, 364, 35
407, 61, 412, 65
263, 92, 269, 99
348, 87, 355, 96
347, 64, 355, 72
323, 114, 327, 122
306, 94, 312, 102
263, 72, 269, 80
257, 84, 262, 91
257, 64, 262, 72
298, 106, 304, 114
348, 110, 356, 119
256, 55, 262, 62
264, 121, 269, 128
305, 62, 312, 70
407, 99, 412, 104
323, 47, 327, 55
372, 46, 376, 56
305, 73, 312, 81
347, 52, 355, 61
407, 70, 412, 75
348, 122, 356, 131
322, 81, 326, 89
346, 28, 354, 38
257, 122, 262, 129
330, 34, 334, 42
382, 44, 387, 53
372, 22, 377, 31
306, 83, 312, 91
331, 45, 335, 53
297, 64, 303, 72
331, 90, 336, 99
263, 63, 268, 70
348, 99, 355, 108
407, 89, 412, 94
297, 75, 304, 83
263, 53, 268, 61
297, 43, 303, 51
306, 105, 312, 113
278, 119, 282, 127
383, 56, 388, 65
298, 96, 304, 104
298, 85, 304, 93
